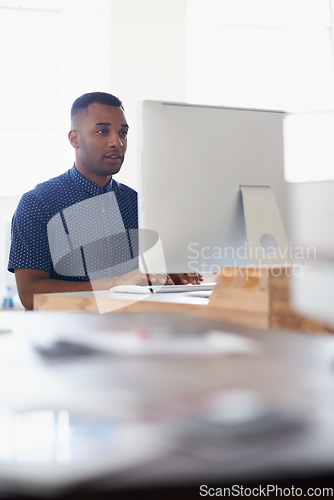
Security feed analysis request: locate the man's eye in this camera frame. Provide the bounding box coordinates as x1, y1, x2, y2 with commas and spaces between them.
120, 131, 128, 137
96, 129, 107, 135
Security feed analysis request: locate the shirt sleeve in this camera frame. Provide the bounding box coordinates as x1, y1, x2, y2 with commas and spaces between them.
8, 191, 53, 274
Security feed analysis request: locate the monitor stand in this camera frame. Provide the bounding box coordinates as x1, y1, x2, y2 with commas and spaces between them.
240, 185, 292, 267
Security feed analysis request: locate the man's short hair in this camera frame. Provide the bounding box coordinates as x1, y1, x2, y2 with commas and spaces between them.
71, 92, 123, 120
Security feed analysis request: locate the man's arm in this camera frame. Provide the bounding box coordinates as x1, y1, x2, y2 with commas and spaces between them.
14, 268, 171, 310
15, 269, 91, 310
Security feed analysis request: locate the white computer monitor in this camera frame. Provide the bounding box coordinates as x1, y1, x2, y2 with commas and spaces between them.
138, 101, 292, 275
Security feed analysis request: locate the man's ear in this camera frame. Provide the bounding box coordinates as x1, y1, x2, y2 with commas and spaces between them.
68, 129, 80, 149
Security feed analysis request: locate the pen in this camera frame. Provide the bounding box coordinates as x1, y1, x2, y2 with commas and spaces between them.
140, 254, 155, 293
147, 275, 154, 294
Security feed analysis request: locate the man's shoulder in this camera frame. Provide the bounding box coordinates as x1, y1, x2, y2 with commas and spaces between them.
19, 170, 69, 199
32, 170, 71, 196
17, 169, 74, 216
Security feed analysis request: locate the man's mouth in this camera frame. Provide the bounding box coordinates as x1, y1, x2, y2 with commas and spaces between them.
105, 150, 123, 160
104, 151, 123, 163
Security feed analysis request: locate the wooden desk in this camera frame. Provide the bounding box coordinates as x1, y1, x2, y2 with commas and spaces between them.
34, 268, 334, 333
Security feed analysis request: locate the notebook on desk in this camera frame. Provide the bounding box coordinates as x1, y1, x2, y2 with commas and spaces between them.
109, 283, 216, 294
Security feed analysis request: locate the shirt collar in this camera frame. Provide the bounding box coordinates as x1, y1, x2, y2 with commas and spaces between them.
69, 164, 114, 195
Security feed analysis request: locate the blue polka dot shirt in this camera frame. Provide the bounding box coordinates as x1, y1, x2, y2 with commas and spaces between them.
8, 165, 138, 281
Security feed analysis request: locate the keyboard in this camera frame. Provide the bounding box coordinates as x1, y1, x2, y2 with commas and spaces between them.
110, 283, 216, 294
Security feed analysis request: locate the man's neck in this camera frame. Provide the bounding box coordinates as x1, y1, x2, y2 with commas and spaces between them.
74, 163, 112, 188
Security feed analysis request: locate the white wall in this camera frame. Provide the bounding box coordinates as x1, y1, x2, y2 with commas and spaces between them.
107, 0, 188, 190
0, 197, 20, 295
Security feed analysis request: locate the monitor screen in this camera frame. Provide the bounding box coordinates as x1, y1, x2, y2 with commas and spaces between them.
138, 101, 291, 275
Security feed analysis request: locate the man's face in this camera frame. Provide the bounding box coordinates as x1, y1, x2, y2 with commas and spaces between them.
69, 103, 128, 186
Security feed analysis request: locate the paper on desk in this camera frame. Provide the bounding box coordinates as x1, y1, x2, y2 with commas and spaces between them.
33, 328, 261, 358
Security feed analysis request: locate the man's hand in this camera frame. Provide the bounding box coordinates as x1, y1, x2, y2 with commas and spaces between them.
112, 271, 203, 286
167, 273, 203, 285
110, 269, 174, 287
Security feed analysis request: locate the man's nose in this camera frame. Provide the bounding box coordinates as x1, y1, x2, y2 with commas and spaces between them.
109, 132, 123, 148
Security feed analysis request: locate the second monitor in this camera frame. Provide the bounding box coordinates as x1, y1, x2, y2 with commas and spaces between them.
138, 101, 291, 275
